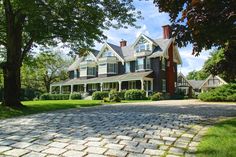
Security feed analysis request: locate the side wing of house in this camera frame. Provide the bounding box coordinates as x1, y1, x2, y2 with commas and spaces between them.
199, 75, 227, 92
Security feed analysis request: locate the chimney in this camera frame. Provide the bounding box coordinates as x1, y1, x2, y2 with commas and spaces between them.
162, 25, 172, 39
120, 39, 127, 47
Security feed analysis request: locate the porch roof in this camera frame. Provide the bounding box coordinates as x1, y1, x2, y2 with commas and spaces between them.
51, 71, 153, 86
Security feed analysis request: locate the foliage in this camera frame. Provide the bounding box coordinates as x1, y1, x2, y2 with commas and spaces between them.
203, 49, 236, 82
196, 118, 236, 157
40, 93, 70, 100
109, 90, 121, 102
150, 92, 162, 101
118, 90, 126, 100
0, 100, 101, 119
153, 0, 235, 54
70, 92, 82, 100
124, 89, 146, 100
0, 0, 140, 107
198, 84, 236, 102
21, 51, 70, 93
103, 97, 110, 103
186, 70, 209, 80
92, 91, 109, 100
20, 88, 41, 101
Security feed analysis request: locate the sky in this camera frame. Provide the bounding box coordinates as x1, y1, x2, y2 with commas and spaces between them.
92, 0, 211, 76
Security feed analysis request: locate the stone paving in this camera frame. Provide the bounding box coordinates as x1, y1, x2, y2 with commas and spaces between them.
0, 100, 236, 157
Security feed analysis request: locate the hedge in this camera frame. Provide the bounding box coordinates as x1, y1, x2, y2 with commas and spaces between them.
92, 91, 109, 100
198, 84, 236, 102
70, 92, 82, 100
124, 89, 146, 100
40, 93, 70, 100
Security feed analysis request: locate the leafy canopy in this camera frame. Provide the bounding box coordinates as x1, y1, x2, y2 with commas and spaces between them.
0, 0, 141, 53
153, 0, 236, 54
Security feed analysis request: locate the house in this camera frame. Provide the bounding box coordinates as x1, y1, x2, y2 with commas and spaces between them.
50, 25, 182, 96
177, 72, 227, 96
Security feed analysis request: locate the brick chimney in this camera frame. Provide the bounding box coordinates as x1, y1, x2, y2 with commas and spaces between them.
120, 39, 127, 47
162, 25, 172, 39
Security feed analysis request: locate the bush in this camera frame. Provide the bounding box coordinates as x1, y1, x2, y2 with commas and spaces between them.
150, 92, 162, 101
40, 93, 70, 100
92, 91, 109, 100
124, 89, 146, 100
198, 84, 236, 102
103, 97, 110, 102
70, 92, 82, 100
109, 90, 121, 102
118, 90, 126, 100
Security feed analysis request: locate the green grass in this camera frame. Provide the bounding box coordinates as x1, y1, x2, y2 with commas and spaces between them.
196, 118, 236, 157
0, 100, 102, 119
0, 99, 151, 119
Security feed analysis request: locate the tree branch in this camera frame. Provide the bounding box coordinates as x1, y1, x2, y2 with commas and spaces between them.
0, 40, 6, 47
20, 38, 34, 63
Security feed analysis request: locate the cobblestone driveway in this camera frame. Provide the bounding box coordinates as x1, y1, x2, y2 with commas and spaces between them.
0, 100, 236, 157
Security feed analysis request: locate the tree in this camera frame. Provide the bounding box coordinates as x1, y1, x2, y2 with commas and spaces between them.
0, 0, 140, 108
153, 0, 236, 54
186, 70, 208, 80
204, 49, 236, 82
21, 52, 70, 93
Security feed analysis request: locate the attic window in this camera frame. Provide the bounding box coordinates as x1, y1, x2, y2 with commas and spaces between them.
136, 43, 150, 53
102, 51, 113, 57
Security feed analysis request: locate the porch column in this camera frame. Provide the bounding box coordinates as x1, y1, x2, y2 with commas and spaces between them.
151, 80, 153, 91
118, 81, 122, 92
70, 85, 74, 94
84, 84, 87, 93
49, 85, 52, 94
100, 83, 103, 91
141, 79, 144, 90
59, 85, 62, 94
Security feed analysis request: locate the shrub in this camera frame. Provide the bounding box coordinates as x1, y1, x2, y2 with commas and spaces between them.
150, 92, 162, 101
70, 92, 82, 100
124, 89, 146, 100
103, 97, 110, 103
198, 84, 236, 102
40, 93, 70, 100
118, 90, 126, 100
92, 91, 109, 100
109, 90, 121, 102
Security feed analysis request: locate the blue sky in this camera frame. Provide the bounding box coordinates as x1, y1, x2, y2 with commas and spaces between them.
93, 1, 211, 75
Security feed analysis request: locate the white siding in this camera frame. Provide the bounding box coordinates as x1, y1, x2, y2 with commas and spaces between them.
98, 64, 107, 75
80, 67, 87, 77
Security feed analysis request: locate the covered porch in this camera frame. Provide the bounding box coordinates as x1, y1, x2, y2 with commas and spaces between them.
50, 71, 154, 96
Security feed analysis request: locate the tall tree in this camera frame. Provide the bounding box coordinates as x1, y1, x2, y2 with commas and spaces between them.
0, 0, 140, 108
186, 70, 208, 80
21, 52, 70, 92
153, 0, 236, 54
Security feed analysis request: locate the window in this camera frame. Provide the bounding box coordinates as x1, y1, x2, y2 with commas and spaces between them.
103, 83, 117, 90
102, 51, 113, 57
136, 43, 150, 53
161, 58, 166, 71
162, 79, 166, 92
146, 58, 151, 69
74, 70, 77, 79
107, 63, 117, 74
87, 67, 96, 76
128, 81, 137, 89
125, 62, 130, 73
85, 55, 93, 61
136, 58, 144, 70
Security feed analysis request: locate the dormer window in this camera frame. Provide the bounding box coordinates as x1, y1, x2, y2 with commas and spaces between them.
85, 55, 94, 61
136, 43, 150, 53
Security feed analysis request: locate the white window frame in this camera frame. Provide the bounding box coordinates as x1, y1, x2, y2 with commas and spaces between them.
146, 58, 151, 69
107, 63, 117, 74
125, 62, 130, 73
87, 67, 96, 76
128, 81, 137, 89
162, 79, 166, 92
136, 58, 144, 71
161, 58, 166, 71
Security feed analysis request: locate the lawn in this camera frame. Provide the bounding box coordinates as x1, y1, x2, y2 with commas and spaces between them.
196, 118, 236, 157
0, 99, 151, 119
0, 100, 102, 119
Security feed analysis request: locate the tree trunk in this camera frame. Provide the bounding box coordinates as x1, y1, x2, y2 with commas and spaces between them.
2, 64, 23, 108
